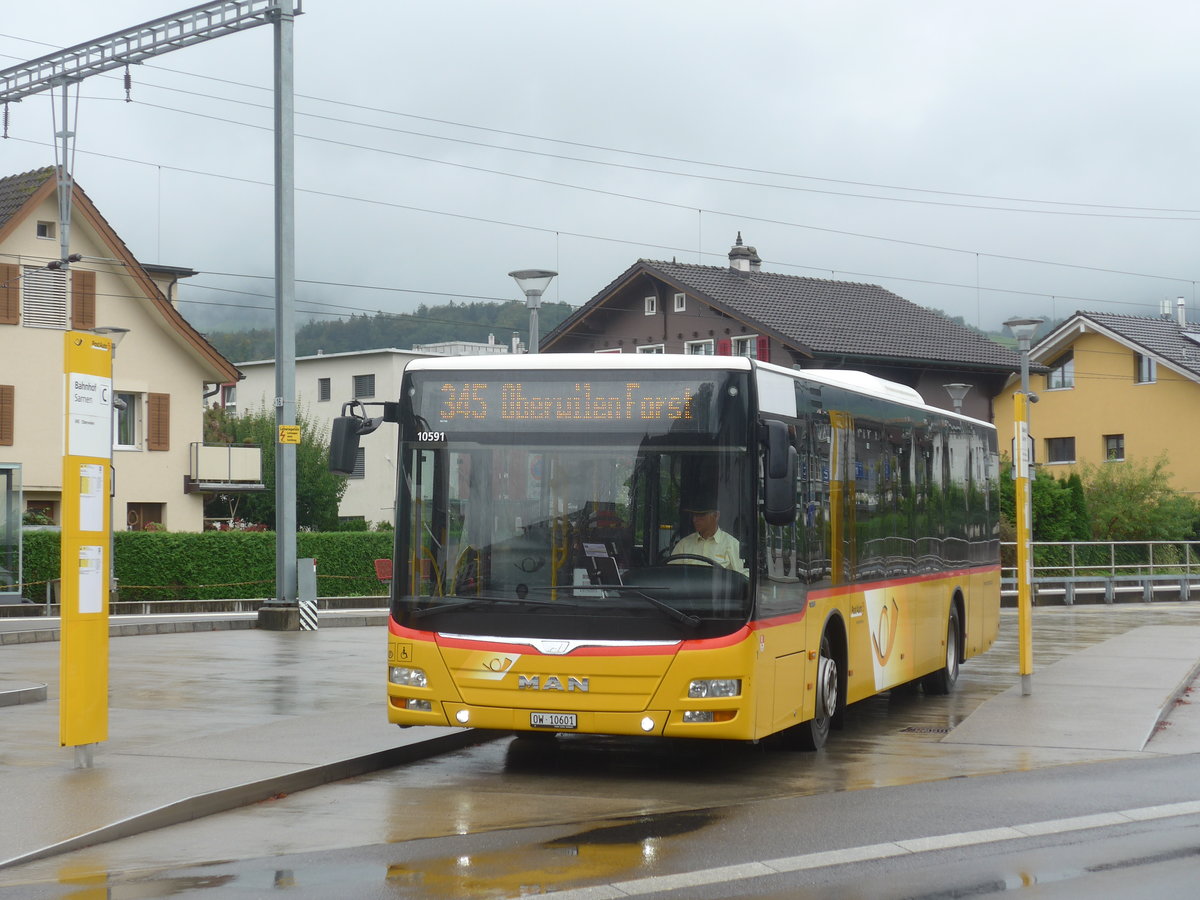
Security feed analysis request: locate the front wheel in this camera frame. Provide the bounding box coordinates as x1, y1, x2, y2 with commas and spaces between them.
786, 632, 838, 751
922, 605, 961, 695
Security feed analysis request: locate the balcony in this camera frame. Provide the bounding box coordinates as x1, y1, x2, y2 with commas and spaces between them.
183, 443, 266, 494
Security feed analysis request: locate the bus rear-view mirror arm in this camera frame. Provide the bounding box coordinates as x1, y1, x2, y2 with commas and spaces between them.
329, 400, 398, 475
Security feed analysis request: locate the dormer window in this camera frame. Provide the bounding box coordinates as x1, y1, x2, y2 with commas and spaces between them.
1046, 350, 1074, 390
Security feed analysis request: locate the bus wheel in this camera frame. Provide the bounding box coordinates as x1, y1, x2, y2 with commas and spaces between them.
922, 605, 961, 695
789, 632, 837, 751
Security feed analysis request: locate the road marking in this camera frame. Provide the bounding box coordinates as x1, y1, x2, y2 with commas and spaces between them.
532, 799, 1200, 899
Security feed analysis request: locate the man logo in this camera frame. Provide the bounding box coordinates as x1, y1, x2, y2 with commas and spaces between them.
517, 675, 590, 692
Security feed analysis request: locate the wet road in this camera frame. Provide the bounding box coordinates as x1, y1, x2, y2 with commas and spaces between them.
4, 603, 1200, 897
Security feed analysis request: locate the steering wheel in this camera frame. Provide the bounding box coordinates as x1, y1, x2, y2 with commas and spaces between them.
660, 553, 720, 568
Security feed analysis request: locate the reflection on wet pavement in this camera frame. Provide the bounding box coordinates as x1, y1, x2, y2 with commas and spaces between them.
6, 604, 1200, 895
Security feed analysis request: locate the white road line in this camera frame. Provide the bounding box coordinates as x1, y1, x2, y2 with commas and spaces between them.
531, 799, 1200, 899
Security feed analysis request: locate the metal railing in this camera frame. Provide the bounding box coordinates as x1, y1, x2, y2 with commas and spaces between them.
1000, 541, 1200, 604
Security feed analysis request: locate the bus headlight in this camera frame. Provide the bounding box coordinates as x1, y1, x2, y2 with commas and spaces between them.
688, 678, 741, 699
390, 666, 428, 688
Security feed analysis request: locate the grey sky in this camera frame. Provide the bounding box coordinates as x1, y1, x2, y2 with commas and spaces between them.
3, 1, 1199, 340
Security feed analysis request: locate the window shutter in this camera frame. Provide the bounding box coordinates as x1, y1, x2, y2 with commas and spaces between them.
0, 385, 13, 446
756, 335, 770, 362
147, 392, 170, 451
0, 264, 18, 325
717, 338, 732, 356
72, 269, 96, 331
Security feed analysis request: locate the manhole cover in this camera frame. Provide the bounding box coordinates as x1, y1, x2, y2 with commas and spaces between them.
899, 725, 952, 735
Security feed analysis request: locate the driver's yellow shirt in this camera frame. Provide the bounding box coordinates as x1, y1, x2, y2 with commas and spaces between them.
670, 528, 748, 576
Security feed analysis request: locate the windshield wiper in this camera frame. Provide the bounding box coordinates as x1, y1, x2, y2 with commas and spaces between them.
593, 586, 701, 628
410, 594, 580, 620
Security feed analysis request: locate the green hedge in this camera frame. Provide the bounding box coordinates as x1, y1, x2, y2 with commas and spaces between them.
20, 531, 395, 602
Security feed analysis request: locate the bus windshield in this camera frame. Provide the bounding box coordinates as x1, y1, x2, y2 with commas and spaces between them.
395, 369, 753, 641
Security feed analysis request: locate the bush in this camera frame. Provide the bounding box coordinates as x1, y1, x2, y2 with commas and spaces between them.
18, 530, 395, 602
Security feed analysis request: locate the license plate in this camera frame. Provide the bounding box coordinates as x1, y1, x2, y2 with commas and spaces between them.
530, 712, 577, 730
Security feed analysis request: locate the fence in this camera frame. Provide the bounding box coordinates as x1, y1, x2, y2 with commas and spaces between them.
1000, 541, 1200, 604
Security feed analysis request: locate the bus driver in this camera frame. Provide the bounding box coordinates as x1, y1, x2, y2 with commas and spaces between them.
671, 498, 748, 576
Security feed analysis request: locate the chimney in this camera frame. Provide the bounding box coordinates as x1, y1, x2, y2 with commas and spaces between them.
748, 243, 761, 272
1161, 299, 1172, 319
1177, 297, 1187, 327
728, 232, 753, 272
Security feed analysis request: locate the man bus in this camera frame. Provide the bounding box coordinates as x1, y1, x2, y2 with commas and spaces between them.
331, 354, 1000, 750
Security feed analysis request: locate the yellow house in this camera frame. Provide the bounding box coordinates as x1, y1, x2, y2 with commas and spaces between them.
995, 308, 1200, 496
1, 167, 245, 531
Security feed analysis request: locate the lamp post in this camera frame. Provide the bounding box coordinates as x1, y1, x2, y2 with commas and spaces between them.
1005, 316, 1043, 697
508, 269, 557, 354
942, 383, 971, 415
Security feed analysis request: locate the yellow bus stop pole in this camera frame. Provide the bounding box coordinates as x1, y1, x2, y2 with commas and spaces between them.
1014, 390, 1034, 696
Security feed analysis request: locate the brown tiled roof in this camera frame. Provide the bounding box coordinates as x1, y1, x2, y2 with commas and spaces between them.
1061, 311, 1200, 381
0, 167, 54, 230
550, 257, 1022, 373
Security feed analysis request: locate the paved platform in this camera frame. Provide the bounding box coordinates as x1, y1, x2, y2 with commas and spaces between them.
0, 613, 1198, 873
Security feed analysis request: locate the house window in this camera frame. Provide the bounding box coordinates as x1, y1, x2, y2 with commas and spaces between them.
1104, 434, 1125, 461
673, 292, 686, 312
26, 500, 55, 524
318, 377, 331, 402
637, 344, 665, 354
731, 335, 759, 358
115, 392, 140, 449
353, 374, 375, 399
1046, 351, 1075, 389
20, 266, 67, 329
685, 339, 714, 355
127, 502, 164, 531
350, 447, 366, 479
36, 221, 56, 240
593, 348, 622, 354
221, 384, 237, 413
644, 295, 657, 316
1046, 437, 1076, 464
1135, 353, 1156, 384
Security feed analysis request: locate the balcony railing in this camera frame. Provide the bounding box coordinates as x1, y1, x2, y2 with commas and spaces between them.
1001, 540, 1200, 604
184, 443, 265, 494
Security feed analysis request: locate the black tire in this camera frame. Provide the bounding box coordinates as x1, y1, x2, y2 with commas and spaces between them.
922, 604, 961, 695
787, 632, 838, 751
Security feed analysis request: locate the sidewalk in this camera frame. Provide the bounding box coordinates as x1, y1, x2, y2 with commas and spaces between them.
0, 614, 488, 870
1, 613, 1199, 872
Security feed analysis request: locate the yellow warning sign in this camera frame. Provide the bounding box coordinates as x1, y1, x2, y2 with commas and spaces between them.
278, 425, 301, 444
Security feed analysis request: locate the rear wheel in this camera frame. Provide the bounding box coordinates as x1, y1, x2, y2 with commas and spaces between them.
787, 632, 838, 751
922, 605, 961, 695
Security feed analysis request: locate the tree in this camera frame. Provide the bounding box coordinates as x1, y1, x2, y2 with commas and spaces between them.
203, 405, 348, 531
1078, 455, 1199, 541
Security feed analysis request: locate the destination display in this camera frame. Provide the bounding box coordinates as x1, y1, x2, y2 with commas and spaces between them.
413, 375, 729, 434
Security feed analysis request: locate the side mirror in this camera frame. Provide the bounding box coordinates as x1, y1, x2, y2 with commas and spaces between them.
329, 416, 363, 475
762, 419, 797, 526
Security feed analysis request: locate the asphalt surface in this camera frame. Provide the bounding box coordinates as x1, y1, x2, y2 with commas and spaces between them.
1, 607, 1198, 873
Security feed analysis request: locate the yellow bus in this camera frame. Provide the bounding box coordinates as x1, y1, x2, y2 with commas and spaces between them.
331, 354, 1000, 750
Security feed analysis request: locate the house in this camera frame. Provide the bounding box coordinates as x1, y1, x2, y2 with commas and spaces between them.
541, 235, 1022, 421
235, 348, 437, 527
0, 166, 250, 531
994, 304, 1200, 495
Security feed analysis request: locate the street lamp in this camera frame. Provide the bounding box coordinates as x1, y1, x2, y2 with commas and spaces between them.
1004, 316, 1043, 697
942, 383, 971, 415
508, 269, 557, 354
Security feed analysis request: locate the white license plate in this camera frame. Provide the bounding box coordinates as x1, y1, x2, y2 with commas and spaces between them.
530, 712, 577, 730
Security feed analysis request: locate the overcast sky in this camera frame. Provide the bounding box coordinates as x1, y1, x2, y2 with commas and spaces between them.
3, 1, 1200, 341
